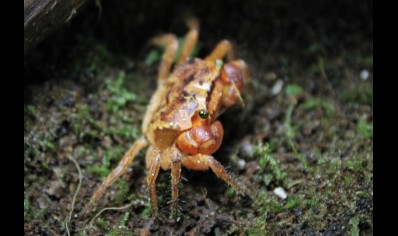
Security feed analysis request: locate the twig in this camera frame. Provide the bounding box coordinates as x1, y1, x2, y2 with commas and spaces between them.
64, 155, 83, 236
88, 202, 133, 227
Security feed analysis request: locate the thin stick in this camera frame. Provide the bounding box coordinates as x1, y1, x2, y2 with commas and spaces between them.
64, 155, 83, 236
88, 202, 133, 227
74, 202, 133, 233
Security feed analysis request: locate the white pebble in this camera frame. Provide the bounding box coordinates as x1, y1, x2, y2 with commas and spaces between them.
271, 80, 284, 95
360, 70, 369, 80
241, 142, 253, 158
273, 187, 287, 200
237, 159, 246, 170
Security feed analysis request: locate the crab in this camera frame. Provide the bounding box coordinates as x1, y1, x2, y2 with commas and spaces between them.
82, 18, 250, 216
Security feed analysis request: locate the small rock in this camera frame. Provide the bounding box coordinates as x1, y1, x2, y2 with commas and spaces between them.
53, 167, 64, 179
237, 159, 246, 170
360, 69, 369, 80
240, 140, 253, 158
273, 187, 287, 200
271, 80, 284, 95
38, 195, 49, 209
46, 180, 66, 198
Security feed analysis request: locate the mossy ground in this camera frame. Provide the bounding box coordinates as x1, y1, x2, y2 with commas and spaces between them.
24, 1, 372, 235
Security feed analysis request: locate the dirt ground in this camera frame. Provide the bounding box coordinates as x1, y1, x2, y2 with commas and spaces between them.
24, 0, 373, 235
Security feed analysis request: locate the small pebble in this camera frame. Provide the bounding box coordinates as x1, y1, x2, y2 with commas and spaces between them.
360, 69, 369, 80
273, 187, 287, 200
237, 159, 246, 170
271, 80, 284, 95
240, 141, 253, 158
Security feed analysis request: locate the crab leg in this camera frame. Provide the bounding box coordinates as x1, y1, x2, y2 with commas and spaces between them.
181, 154, 243, 194
205, 39, 236, 61
151, 34, 179, 82
146, 148, 161, 214
205, 155, 243, 192
177, 17, 199, 65
81, 136, 148, 215
170, 158, 182, 215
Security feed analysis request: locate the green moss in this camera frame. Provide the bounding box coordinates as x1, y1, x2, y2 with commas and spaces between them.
114, 179, 130, 204
24, 197, 30, 220
254, 142, 288, 184
106, 230, 118, 236
107, 71, 140, 113
357, 119, 373, 139
105, 227, 135, 236
96, 217, 107, 230
26, 134, 57, 155
119, 212, 130, 228
305, 197, 319, 208
289, 141, 312, 171
282, 100, 312, 171
247, 216, 266, 236
88, 146, 126, 178
139, 202, 152, 219
284, 103, 296, 140
145, 50, 161, 66
88, 166, 109, 177
301, 98, 335, 118
346, 154, 365, 174
254, 192, 283, 215
26, 105, 37, 116
41, 161, 49, 169
349, 215, 360, 236
284, 84, 304, 96
43, 140, 55, 150
284, 196, 300, 209
73, 80, 142, 141
225, 186, 237, 197
340, 84, 373, 106
24, 206, 47, 222
344, 175, 353, 184
247, 191, 284, 235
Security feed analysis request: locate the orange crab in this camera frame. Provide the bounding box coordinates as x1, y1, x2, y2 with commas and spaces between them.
82, 18, 250, 216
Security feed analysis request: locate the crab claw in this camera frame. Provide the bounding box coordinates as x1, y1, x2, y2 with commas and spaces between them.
177, 121, 224, 155
220, 60, 250, 108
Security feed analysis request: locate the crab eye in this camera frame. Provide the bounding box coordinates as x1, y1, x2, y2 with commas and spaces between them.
198, 109, 209, 119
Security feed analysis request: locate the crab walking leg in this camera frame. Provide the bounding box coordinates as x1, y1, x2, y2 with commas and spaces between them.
151, 34, 179, 82
181, 154, 243, 193
204, 155, 243, 193
177, 18, 199, 65
146, 150, 161, 214
81, 136, 148, 215
170, 159, 182, 213
205, 39, 236, 61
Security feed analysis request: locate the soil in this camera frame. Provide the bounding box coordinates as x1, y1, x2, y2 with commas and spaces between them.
24, 0, 373, 235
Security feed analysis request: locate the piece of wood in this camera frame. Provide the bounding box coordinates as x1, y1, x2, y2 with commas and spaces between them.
24, 0, 92, 55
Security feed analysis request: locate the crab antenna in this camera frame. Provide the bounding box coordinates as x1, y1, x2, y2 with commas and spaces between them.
232, 80, 245, 107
